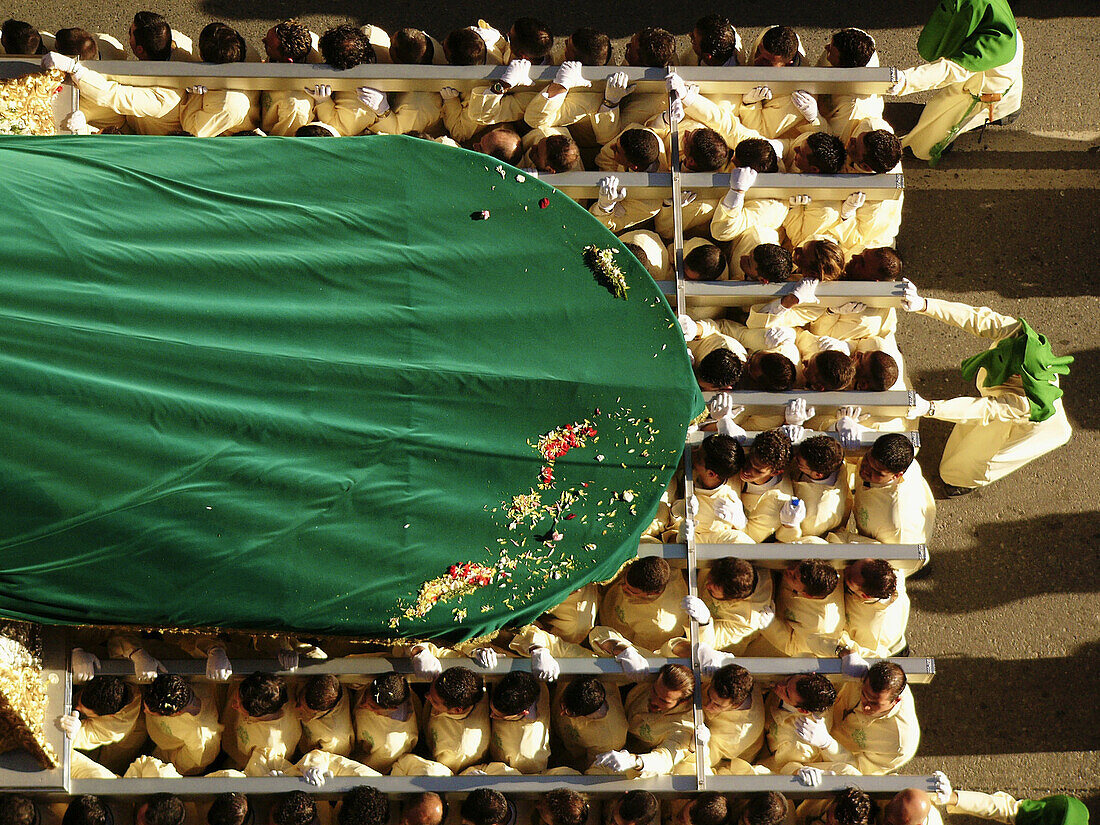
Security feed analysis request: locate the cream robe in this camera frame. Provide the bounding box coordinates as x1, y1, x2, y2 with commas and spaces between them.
589, 197, 664, 234
489, 684, 551, 773
260, 90, 314, 135
623, 683, 695, 775
619, 230, 671, 280
710, 195, 788, 244
729, 225, 783, 280
441, 95, 483, 143
738, 31, 814, 139
220, 684, 302, 770
681, 94, 764, 151
180, 89, 260, 136
468, 87, 538, 127
74, 67, 182, 135
540, 583, 599, 646
698, 566, 774, 654
299, 684, 354, 756
145, 682, 223, 775
595, 125, 670, 172
353, 690, 420, 772
756, 568, 845, 657
838, 569, 910, 657
817, 681, 920, 774
760, 691, 829, 772
73, 692, 147, 773
372, 92, 444, 135
509, 624, 596, 659
736, 475, 796, 543
775, 465, 854, 543
946, 791, 1025, 823
705, 684, 765, 767
551, 680, 628, 768
843, 460, 936, 544
524, 88, 621, 147
593, 570, 689, 653
389, 753, 454, 775
425, 693, 491, 773
666, 481, 750, 545
808, 305, 898, 342
315, 92, 383, 136
815, 49, 885, 140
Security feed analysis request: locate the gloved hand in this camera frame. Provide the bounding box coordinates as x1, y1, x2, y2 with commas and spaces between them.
554, 60, 590, 90
696, 643, 730, 674
185, 84, 207, 95
908, 394, 932, 419
730, 166, 758, 193
817, 336, 851, 355
663, 95, 685, 125
795, 716, 838, 750
788, 278, 819, 305
665, 70, 698, 106
695, 723, 711, 750
751, 605, 775, 631
708, 391, 743, 421
779, 497, 807, 527
357, 86, 390, 115
713, 498, 747, 529
306, 84, 332, 101
835, 410, 867, 451
500, 58, 533, 89
717, 415, 748, 441
598, 175, 627, 212
269, 770, 287, 777
62, 110, 89, 134
472, 647, 498, 669
831, 300, 867, 315
785, 397, 816, 425
682, 595, 712, 625
531, 647, 560, 682
593, 749, 637, 773
797, 766, 826, 787
669, 189, 697, 208
841, 191, 867, 220
678, 313, 698, 342
615, 646, 650, 675
901, 278, 926, 312
412, 647, 443, 678
791, 90, 819, 122
130, 649, 166, 682
56, 712, 82, 737
71, 648, 100, 683
932, 771, 953, 806
440, 86, 460, 100
42, 51, 85, 80
302, 767, 333, 787
742, 85, 772, 105
789, 194, 811, 206
206, 647, 232, 682
686, 494, 699, 518
888, 70, 907, 96
779, 424, 806, 445
765, 327, 796, 349
841, 651, 871, 679
683, 518, 695, 543
602, 72, 636, 107
278, 649, 300, 672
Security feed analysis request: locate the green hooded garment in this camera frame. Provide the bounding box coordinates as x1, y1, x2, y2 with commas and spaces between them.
0, 135, 703, 643
1016, 796, 1090, 825
917, 0, 1019, 71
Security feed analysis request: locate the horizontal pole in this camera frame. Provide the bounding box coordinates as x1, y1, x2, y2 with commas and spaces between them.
639, 542, 929, 565
703, 390, 916, 414
685, 429, 919, 450
661, 280, 906, 308
546, 172, 903, 200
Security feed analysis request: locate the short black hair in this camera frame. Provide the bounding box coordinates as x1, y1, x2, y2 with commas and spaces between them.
320, 24, 376, 69
708, 558, 756, 600
62, 797, 111, 825
831, 29, 876, 68
752, 244, 793, 282
79, 676, 130, 717
198, 22, 246, 63
461, 790, 508, 825
144, 674, 194, 716
795, 560, 840, 598
391, 28, 433, 65
861, 351, 899, 392
684, 243, 725, 281
271, 20, 311, 63
863, 129, 903, 173
561, 675, 605, 716
735, 138, 779, 173
444, 27, 486, 65
755, 352, 796, 391
813, 351, 856, 391
542, 791, 589, 825
760, 26, 799, 63
866, 661, 907, 701
143, 795, 185, 825
338, 788, 389, 825
699, 434, 743, 480
491, 671, 540, 717
695, 15, 737, 66
797, 435, 844, 476
132, 12, 172, 61
806, 132, 847, 175
509, 17, 553, 61
744, 794, 788, 825
238, 672, 287, 717
543, 134, 580, 172
272, 793, 317, 825
207, 795, 249, 825
687, 128, 730, 172
369, 672, 409, 709
751, 429, 792, 473
863, 247, 903, 281
570, 27, 610, 65
793, 673, 837, 714
871, 433, 914, 474
432, 666, 483, 709
625, 556, 671, 594
303, 674, 342, 712
798, 238, 845, 282
1, 19, 41, 55
616, 793, 658, 825
634, 27, 676, 67
0, 795, 37, 825
711, 664, 752, 706
296, 124, 334, 136
54, 27, 98, 60
699, 348, 744, 389
858, 559, 898, 600
688, 795, 727, 825
620, 128, 660, 169
832, 789, 872, 825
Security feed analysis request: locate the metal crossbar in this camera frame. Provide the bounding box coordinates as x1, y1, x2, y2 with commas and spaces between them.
638, 542, 929, 565
546, 172, 904, 200
656, 280, 906, 307
684, 429, 919, 449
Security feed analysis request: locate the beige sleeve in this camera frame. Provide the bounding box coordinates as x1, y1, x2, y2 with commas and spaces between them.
782, 203, 842, 249
180, 91, 254, 138
468, 89, 534, 125
896, 58, 974, 95
589, 198, 663, 233
919, 298, 1020, 341
930, 395, 1031, 425
712, 197, 789, 242
946, 791, 1021, 825
261, 91, 314, 136
76, 69, 181, 120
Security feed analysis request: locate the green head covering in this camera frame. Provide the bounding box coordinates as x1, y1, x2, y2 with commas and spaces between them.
1016, 796, 1090, 825
959, 319, 1073, 422
917, 0, 1018, 71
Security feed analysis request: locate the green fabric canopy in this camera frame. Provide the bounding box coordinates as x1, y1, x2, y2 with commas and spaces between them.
917, 0, 1018, 72
0, 135, 702, 643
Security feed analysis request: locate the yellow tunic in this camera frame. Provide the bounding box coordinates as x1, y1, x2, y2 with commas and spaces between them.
524, 89, 621, 147
372, 92, 444, 135
623, 683, 695, 775
667, 481, 748, 545
596, 125, 670, 172
389, 753, 454, 775
489, 684, 551, 773
619, 230, 671, 280
589, 197, 664, 234
705, 683, 765, 767
69, 750, 117, 779
551, 679, 628, 768
122, 755, 182, 778
757, 568, 845, 657
737, 475, 796, 543
425, 693, 491, 773
710, 195, 789, 244
220, 684, 303, 770
594, 570, 689, 652
681, 94, 764, 150
314, 92, 382, 136
260, 90, 314, 136
698, 566, 774, 654
73, 692, 147, 774
818, 681, 920, 774
299, 684, 354, 756
74, 67, 182, 135
760, 691, 829, 773
441, 95, 483, 143
730, 225, 783, 279
297, 747, 381, 776
847, 461, 936, 544
144, 682, 224, 775
353, 690, 420, 772
775, 465, 854, 543
808, 306, 898, 342
180, 89, 260, 136
946, 791, 1024, 824
838, 569, 910, 657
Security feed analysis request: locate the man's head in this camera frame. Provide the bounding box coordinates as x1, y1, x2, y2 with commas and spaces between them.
741, 794, 788, 825
531, 134, 580, 173
367, 671, 410, 710
734, 138, 779, 173
693, 433, 744, 487
130, 12, 172, 61
476, 126, 523, 166
626, 27, 676, 67
1, 19, 42, 54
680, 795, 727, 825
144, 674, 194, 717
754, 26, 799, 67
787, 559, 840, 599
648, 664, 694, 712
804, 350, 856, 392
338, 788, 389, 825
264, 19, 311, 63
62, 797, 111, 825
847, 129, 903, 173
400, 795, 445, 825
706, 557, 756, 601
461, 791, 508, 825
692, 15, 738, 66
859, 661, 907, 716
618, 128, 661, 172
301, 674, 342, 715
682, 128, 730, 172
238, 672, 288, 718
794, 239, 845, 282
684, 242, 726, 282
845, 247, 902, 281
697, 348, 744, 391
429, 666, 483, 714
508, 18, 553, 62
624, 242, 664, 279
0, 795, 37, 825
704, 663, 753, 713
560, 675, 606, 717
827, 29, 876, 68
271, 793, 317, 825
491, 671, 540, 718
610, 793, 658, 825
773, 672, 837, 714
138, 796, 185, 825
828, 789, 873, 825
846, 558, 898, 600
296, 124, 336, 136
860, 433, 914, 484
444, 27, 486, 65
390, 28, 434, 65
742, 243, 792, 284
623, 556, 672, 601
747, 351, 797, 392
883, 791, 932, 825
207, 795, 249, 825
199, 22, 247, 64
78, 676, 130, 717
536, 791, 589, 825
796, 435, 844, 479
319, 24, 375, 69
854, 349, 899, 391
566, 27, 610, 65
739, 428, 792, 484
54, 28, 98, 60
795, 132, 846, 174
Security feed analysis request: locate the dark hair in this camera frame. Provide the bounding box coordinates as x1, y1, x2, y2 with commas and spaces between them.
793, 673, 837, 714
871, 433, 914, 474
866, 661, 907, 701
687, 128, 730, 172
797, 435, 844, 476
832, 789, 873, 825
338, 788, 389, 825
795, 560, 840, 598
688, 795, 728, 825
207, 795, 249, 825
634, 27, 676, 67
54, 27, 98, 60
751, 429, 792, 474
684, 243, 725, 281
461, 790, 508, 825
272, 19, 311, 63
862, 247, 903, 281
1, 19, 41, 55
295, 124, 334, 136
132, 12, 172, 61
561, 676, 605, 717
199, 22, 246, 63
620, 128, 660, 169
0, 796, 37, 825
492, 671, 540, 716
863, 129, 903, 173
695, 15, 737, 66
320, 24, 375, 69
858, 559, 899, 600
806, 132, 847, 175
708, 558, 756, 600
143, 796, 185, 825
755, 352, 796, 391
444, 27, 486, 65
761, 26, 799, 62
543, 134, 580, 172
239, 672, 287, 717
813, 351, 856, 391
656, 663, 694, 695
144, 674, 194, 716
711, 664, 752, 706
432, 666, 483, 709
79, 676, 129, 716
391, 28, 433, 64
752, 244, 793, 282
735, 138, 779, 173
861, 351, 899, 392
699, 348, 744, 389
478, 126, 523, 165
272, 793, 317, 825
623, 243, 648, 264
625, 556, 671, 594
369, 672, 409, 709
616, 793, 658, 825
542, 791, 589, 825
744, 794, 788, 825
509, 17, 553, 61
831, 29, 876, 68
798, 239, 845, 281
303, 674, 342, 712
570, 27, 610, 65
63, 797, 112, 825
699, 434, 743, 480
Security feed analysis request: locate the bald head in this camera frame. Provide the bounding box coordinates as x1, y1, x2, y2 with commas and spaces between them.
885, 791, 932, 825
401, 794, 444, 825
476, 127, 522, 166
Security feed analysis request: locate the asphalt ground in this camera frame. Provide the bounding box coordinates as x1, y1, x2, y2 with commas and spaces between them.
4, 0, 1099, 815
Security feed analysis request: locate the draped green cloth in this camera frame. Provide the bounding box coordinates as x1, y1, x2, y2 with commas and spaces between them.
1017, 796, 1090, 825
0, 135, 702, 642
917, 0, 1018, 72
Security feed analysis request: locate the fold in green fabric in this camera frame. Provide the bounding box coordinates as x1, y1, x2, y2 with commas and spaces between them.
0, 135, 702, 642
917, 0, 1018, 72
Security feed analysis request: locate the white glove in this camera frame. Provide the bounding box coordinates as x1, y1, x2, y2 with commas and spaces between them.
817, 336, 851, 355
785, 398, 816, 425
306, 84, 332, 101
764, 327, 796, 349
713, 498, 747, 530
56, 712, 81, 737
888, 70, 907, 96
598, 175, 627, 212
789, 194, 812, 206
908, 393, 933, 419
717, 415, 748, 441
440, 86, 460, 100
840, 191, 866, 220
554, 60, 590, 90
412, 647, 443, 678
831, 301, 867, 315
42, 51, 85, 80
686, 494, 699, 518
206, 647, 232, 682
71, 648, 100, 683
62, 110, 89, 134
841, 651, 871, 679
901, 278, 926, 312
185, 84, 208, 95
471, 647, 498, 669
797, 766, 826, 787
615, 646, 650, 675
677, 313, 698, 342
742, 85, 772, 105
751, 605, 775, 631
603, 72, 635, 107
676, 190, 698, 207
779, 497, 807, 527
665, 70, 698, 106
302, 767, 332, 787
708, 391, 742, 421
696, 643, 730, 675
269, 770, 287, 777
795, 716, 837, 751
683, 518, 696, 543
501, 58, 533, 89
730, 166, 757, 193
835, 412, 867, 451
932, 771, 953, 806
593, 750, 637, 773
788, 278, 819, 305
664, 96, 685, 125
278, 649, 300, 672
530, 647, 560, 682
779, 424, 806, 446
356, 86, 390, 115
792, 90, 819, 122
682, 595, 712, 625
696, 723, 711, 749
129, 649, 166, 682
